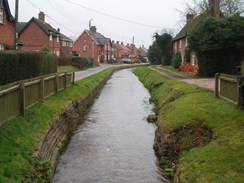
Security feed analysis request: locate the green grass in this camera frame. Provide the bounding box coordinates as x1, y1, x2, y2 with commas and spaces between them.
133, 67, 244, 183
161, 65, 181, 73
151, 65, 184, 79
0, 67, 118, 183
58, 65, 81, 72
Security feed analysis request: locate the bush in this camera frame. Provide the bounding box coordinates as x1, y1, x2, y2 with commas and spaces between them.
172, 52, 182, 69
188, 15, 244, 77
0, 51, 57, 85
72, 57, 94, 69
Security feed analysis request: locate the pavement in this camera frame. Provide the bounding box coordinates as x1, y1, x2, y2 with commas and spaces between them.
149, 66, 215, 92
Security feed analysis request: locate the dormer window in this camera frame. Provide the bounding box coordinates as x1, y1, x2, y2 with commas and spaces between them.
0, 9, 3, 24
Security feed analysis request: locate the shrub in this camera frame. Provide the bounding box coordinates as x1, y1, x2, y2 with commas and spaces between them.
72, 57, 94, 69
0, 51, 57, 85
188, 15, 244, 77
172, 52, 182, 69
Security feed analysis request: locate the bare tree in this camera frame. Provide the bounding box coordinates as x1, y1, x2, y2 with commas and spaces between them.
179, 0, 244, 21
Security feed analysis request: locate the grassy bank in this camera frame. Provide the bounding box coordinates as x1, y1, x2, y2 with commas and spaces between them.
133, 67, 244, 183
0, 67, 119, 183
58, 65, 81, 72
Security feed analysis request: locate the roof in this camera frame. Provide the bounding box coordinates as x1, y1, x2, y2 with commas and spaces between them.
1, 0, 14, 22
85, 30, 107, 46
60, 33, 73, 42
18, 17, 59, 36
112, 43, 131, 52
173, 11, 208, 41
17, 22, 27, 32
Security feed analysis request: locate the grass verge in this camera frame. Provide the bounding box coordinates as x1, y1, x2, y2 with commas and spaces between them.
133, 66, 244, 183
57, 65, 82, 72
0, 67, 118, 183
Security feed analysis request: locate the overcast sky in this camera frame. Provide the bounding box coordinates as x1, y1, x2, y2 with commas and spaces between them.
8, 0, 187, 48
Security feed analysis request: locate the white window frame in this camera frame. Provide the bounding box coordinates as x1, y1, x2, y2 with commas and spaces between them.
62, 41, 66, 47
185, 38, 188, 47
57, 36, 59, 43
0, 44, 4, 50
179, 40, 182, 49
83, 45, 87, 51
49, 34, 53, 41
0, 8, 3, 24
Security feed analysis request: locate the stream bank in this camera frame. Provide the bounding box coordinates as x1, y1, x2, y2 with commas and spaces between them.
133, 67, 244, 183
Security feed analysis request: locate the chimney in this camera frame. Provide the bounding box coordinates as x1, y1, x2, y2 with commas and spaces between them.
121, 42, 123, 45
112, 40, 114, 43
57, 28, 60, 32
127, 43, 129, 46
208, 0, 220, 19
90, 26, 97, 33
38, 12, 45, 22
186, 14, 194, 23
116, 41, 119, 44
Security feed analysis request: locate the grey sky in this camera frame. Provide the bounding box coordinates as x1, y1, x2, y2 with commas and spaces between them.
8, 0, 187, 48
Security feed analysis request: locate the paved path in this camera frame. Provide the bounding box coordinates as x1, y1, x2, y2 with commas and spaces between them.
149, 66, 215, 92
74, 64, 120, 81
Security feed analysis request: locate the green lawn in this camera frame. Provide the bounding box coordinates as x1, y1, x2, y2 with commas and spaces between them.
133, 67, 244, 183
58, 65, 81, 72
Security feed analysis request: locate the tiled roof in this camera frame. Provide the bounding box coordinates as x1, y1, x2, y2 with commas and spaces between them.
60, 33, 73, 42
19, 17, 59, 36
2, 0, 14, 22
17, 22, 27, 32
112, 43, 131, 52
173, 11, 208, 41
85, 30, 107, 46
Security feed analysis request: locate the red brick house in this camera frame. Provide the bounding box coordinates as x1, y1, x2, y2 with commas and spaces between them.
112, 41, 131, 59
18, 12, 73, 56
73, 26, 112, 64
172, 0, 221, 66
0, 0, 14, 50
137, 45, 148, 57
126, 43, 138, 58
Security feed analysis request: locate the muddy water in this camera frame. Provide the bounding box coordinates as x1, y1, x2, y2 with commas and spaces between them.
53, 69, 169, 183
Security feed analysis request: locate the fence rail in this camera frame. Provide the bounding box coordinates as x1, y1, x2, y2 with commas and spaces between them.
0, 72, 74, 126
215, 73, 244, 107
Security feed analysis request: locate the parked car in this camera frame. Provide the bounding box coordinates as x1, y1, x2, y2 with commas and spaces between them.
122, 58, 131, 63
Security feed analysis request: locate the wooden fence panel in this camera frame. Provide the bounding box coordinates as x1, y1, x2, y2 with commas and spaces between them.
219, 79, 238, 103
0, 72, 74, 125
0, 85, 20, 124
44, 76, 56, 98
25, 80, 41, 109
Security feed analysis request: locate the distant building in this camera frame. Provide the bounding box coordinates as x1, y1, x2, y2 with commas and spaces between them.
18, 12, 73, 56
0, 0, 14, 50
137, 45, 148, 57
73, 26, 112, 63
172, 0, 221, 65
112, 41, 131, 59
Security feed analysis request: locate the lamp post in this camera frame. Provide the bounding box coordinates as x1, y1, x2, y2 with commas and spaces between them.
14, 0, 19, 50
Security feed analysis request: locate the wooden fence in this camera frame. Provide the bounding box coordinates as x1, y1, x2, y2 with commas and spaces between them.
0, 72, 74, 126
215, 73, 244, 107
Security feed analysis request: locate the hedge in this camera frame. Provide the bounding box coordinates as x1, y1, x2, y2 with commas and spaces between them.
0, 51, 57, 85
72, 57, 94, 69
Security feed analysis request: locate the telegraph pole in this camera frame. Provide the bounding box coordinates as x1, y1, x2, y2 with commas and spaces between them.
14, 0, 19, 50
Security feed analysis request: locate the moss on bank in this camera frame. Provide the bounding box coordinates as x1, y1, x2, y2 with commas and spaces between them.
0, 66, 126, 183
133, 67, 244, 183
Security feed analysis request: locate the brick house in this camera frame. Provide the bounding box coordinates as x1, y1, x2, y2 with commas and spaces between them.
0, 0, 14, 50
137, 45, 148, 57
73, 26, 112, 64
18, 12, 73, 56
172, 0, 221, 66
112, 41, 131, 59
126, 43, 138, 58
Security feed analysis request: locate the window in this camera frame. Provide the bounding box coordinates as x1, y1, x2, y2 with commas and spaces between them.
179, 40, 182, 49
185, 38, 188, 47
69, 42, 73, 47
49, 34, 53, 41
0, 9, 3, 24
83, 45, 87, 51
57, 36, 59, 43
0, 44, 4, 50
62, 41, 66, 47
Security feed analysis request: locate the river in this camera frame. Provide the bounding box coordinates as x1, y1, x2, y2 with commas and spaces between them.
53, 69, 169, 183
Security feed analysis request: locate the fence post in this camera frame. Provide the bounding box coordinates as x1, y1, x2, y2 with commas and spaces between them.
215, 73, 220, 98
65, 72, 68, 88
40, 76, 44, 101
72, 72, 75, 84
55, 73, 59, 94
20, 81, 25, 116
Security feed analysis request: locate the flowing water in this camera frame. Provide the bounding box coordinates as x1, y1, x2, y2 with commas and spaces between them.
53, 69, 169, 183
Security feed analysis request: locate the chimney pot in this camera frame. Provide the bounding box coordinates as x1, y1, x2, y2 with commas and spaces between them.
90, 26, 97, 33
116, 41, 119, 44
121, 42, 123, 45
186, 14, 194, 23
38, 12, 45, 22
